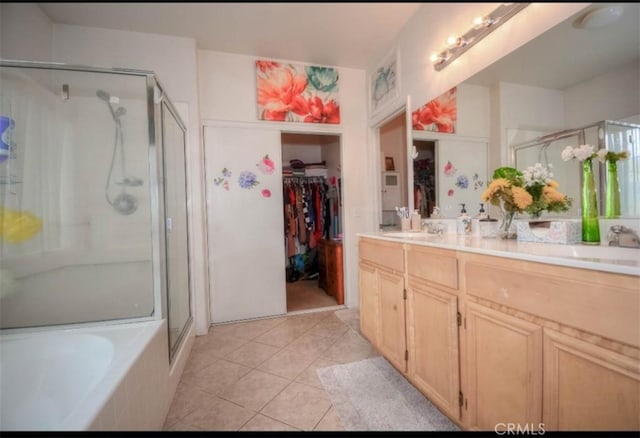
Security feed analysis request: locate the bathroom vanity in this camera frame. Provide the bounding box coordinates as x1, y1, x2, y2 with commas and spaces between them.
358, 232, 639, 431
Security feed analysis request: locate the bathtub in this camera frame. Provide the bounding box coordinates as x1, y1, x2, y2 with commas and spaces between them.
0, 320, 169, 430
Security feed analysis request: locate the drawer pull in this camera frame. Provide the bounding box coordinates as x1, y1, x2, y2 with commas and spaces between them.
500, 287, 509, 298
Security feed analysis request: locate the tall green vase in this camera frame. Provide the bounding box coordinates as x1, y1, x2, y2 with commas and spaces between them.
604, 159, 621, 218
581, 159, 600, 244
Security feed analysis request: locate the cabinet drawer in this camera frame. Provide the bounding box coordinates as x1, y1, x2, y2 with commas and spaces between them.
460, 252, 640, 348
406, 244, 458, 290
359, 238, 404, 272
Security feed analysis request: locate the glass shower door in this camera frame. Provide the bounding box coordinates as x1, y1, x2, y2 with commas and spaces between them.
160, 101, 191, 359
0, 64, 155, 328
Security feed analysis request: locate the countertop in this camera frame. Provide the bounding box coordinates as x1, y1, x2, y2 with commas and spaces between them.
358, 231, 640, 277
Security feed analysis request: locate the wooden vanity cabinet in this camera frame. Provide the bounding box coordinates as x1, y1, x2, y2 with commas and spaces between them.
463, 301, 543, 430
358, 236, 640, 431
358, 238, 406, 371
543, 328, 640, 430
460, 252, 639, 431
405, 245, 462, 421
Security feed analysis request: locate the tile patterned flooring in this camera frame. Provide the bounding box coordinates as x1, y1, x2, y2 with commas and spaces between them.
286, 279, 338, 312
163, 308, 379, 431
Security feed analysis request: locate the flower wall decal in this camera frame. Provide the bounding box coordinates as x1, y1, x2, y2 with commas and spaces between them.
256, 154, 275, 174
213, 167, 232, 190
238, 171, 259, 189
443, 160, 457, 176
256, 60, 340, 124
455, 175, 469, 189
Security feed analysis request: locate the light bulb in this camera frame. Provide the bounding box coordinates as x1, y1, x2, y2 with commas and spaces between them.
473, 16, 484, 28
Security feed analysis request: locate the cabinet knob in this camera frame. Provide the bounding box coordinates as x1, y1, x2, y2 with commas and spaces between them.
500, 287, 509, 298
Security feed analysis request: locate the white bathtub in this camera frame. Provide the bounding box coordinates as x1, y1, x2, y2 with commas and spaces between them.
0, 320, 168, 431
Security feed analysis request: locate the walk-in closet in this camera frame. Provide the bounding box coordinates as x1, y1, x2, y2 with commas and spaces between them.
281, 133, 343, 312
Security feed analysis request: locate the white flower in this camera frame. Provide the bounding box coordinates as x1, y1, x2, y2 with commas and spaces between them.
523, 163, 552, 187
574, 144, 595, 161
562, 144, 600, 162
561, 146, 575, 161
596, 148, 608, 163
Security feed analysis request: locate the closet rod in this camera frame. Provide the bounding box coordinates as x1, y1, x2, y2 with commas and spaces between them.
283, 176, 326, 184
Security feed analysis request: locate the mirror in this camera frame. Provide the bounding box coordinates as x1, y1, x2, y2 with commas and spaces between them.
456, 3, 639, 218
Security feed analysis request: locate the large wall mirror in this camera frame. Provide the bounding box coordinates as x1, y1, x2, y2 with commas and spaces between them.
465, 3, 639, 218
409, 3, 639, 219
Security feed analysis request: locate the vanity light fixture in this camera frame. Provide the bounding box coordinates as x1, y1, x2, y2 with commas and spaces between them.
432, 3, 530, 71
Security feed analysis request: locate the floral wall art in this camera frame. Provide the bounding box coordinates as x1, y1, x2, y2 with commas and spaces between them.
412, 87, 457, 133
256, 60, 340, 124
370, 48, 399, 117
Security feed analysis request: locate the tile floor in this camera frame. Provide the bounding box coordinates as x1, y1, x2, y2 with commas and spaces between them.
286, 279, 338, 312
163, 308, 379, 431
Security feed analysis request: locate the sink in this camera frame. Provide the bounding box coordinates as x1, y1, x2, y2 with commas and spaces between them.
521, 242, 640, 264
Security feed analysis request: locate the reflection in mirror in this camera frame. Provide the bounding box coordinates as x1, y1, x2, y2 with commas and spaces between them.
413, 140, 436, 217
513, 121, 640, 218
460, 3, 639, 218
379, 112, 408, 229
412, 133, 488, 219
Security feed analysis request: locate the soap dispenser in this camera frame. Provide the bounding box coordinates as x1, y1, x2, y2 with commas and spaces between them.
472, 203, 487, 237
457, 203, 472, 235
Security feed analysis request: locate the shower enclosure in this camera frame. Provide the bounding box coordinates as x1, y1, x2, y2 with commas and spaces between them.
0, 60, 191, 361
512, 120, 640, 218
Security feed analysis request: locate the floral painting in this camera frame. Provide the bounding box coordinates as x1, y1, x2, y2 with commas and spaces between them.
256, 60, 340, 124
370, 48, 399, 116
412, 87, 457, 133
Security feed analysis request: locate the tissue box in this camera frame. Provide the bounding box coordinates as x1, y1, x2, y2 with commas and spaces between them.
516, 219, 581, 244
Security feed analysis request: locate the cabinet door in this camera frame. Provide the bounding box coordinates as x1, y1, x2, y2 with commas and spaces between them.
359, 262, 379, 346
543, 328, 640, 430
378, 268, 407, 373
465, 302, 543, 430
407, 281, 460, 419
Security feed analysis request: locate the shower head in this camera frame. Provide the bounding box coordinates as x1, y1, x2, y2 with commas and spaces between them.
96, 89, 110, 101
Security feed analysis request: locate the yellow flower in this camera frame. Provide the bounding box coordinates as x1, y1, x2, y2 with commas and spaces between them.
512, 186, 532, 210
543, 186, 566, 203
481, 178, 509, 202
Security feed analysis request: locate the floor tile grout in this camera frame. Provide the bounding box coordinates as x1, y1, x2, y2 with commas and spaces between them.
165, 308, 363, 431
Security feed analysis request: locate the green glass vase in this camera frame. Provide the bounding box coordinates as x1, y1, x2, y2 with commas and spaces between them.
581, 159, 600, 244
604, 159, 621, 218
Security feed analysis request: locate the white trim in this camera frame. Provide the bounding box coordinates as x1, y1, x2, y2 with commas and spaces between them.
201, 118, 342, 135
412, 131, 489, 144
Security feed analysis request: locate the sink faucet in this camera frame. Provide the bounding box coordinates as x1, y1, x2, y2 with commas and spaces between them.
607, 225, 640, 248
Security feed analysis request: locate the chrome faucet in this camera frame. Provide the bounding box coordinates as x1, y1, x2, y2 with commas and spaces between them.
607, 225, 640, 248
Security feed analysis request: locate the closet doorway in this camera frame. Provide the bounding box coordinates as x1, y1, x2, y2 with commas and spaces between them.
281, 132, 344, 313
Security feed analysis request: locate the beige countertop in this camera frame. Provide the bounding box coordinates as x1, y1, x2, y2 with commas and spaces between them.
358, 231, 640, 277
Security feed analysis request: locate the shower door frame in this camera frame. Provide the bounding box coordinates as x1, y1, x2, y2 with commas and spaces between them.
0, 60, 188, 339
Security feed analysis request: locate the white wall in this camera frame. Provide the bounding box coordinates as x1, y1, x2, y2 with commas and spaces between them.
564, 61, 640, 128
198, 49, 368, 310
0, 3, 53, 61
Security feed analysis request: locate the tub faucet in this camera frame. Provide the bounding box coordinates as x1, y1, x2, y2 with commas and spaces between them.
607, 225, 640, 248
